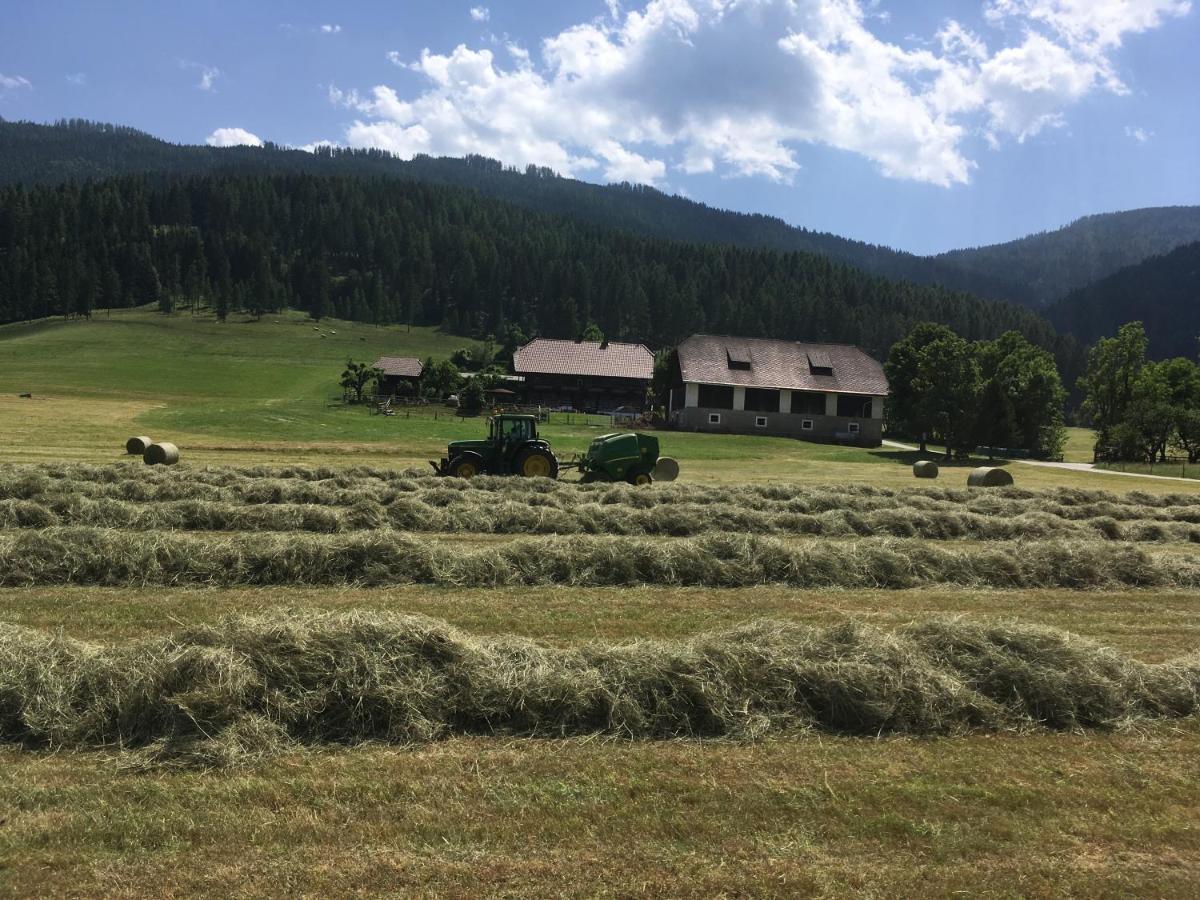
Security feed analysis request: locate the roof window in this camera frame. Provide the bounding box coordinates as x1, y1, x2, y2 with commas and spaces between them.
726, 345, 752, 370
807, 350, 834, 376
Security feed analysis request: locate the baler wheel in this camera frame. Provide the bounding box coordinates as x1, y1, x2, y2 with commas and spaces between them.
629, 470, 653, 486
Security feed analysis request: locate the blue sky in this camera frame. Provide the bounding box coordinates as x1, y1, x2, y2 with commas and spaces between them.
2, 1, 1197, 254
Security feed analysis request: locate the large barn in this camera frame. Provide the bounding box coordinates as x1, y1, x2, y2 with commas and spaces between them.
513, 338, 655, 412
668, 334, 888, 446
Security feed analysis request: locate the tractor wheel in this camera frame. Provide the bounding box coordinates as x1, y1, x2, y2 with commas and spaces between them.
629, 470, 653, 486
448, 452, 485, 479
515, 447, 559, 479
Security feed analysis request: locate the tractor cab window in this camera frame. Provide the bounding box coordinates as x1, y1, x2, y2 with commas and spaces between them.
499, 418, 532, 442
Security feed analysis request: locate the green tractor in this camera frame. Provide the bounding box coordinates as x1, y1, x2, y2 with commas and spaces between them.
431, 414, 558, 479
431, 414, 678, 484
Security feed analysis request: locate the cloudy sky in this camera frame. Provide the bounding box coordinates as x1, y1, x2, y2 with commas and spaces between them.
2, 0, 1197, 253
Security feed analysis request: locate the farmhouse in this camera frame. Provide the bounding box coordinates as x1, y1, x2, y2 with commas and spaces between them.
513, 338, 654, 411
372, 356, 423, 396
669, 334, 887, 446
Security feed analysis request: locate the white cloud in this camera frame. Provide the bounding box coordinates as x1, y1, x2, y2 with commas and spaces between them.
65, 72, 88, 86
0, 73, 32, 94
320, 24, 342, 34
330, 0, 1189, 187
1125, 124, 1153, 142
181, 61, 221, 91
206, 127, 264, 147
470, 7, 490, 22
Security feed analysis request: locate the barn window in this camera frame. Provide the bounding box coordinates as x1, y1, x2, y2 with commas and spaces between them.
708, 413, 721, 425
807, 350, 834, 377
792, 391, 825, 416
698, 384, 735, 409
848, 422, 860, 434
744, 388, 780, 413
801, 419, 814, 431
755, 416, 768, 428
837, 395, 873, 418
726, 346, 752, 370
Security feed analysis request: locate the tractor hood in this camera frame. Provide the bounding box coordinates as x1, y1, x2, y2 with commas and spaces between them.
447, 439, 489, 453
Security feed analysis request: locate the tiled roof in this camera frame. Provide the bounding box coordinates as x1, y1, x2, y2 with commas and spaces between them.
373, 356, 423, 378
677, 334, 888, 395
513, 338, 655, 380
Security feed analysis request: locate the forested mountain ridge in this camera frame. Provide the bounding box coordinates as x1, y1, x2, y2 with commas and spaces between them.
1046, 242, 1200, 360
4, 119, 1194, 318
935, 207, 1200, 309
0, 118, 1032, 304
0, 172, 1068, 367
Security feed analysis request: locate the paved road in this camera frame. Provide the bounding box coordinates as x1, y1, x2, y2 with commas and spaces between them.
879, 440, 1197, 484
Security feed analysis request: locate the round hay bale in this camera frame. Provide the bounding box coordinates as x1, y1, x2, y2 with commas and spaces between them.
913, 460, 939, 479
967, 466, 1013, 488
653, 457, 680, 482
144, 442, 180, 466
125, 436, 154, 456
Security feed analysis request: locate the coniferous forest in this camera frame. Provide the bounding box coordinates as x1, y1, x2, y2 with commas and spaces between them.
0, 171, 1072, 366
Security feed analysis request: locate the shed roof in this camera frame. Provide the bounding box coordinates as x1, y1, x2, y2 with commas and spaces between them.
513, 338, 655, 381
373, 356, 424, 378
677, 334, 888, 395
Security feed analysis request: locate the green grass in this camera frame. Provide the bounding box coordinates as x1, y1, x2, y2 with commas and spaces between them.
1098, 460, 1200, 480
3, 312, 1200, 896
0, 306, 463, 400
3, 583, 1200, 897
1064, 426, 1098, 463
2, 308, 1195, 492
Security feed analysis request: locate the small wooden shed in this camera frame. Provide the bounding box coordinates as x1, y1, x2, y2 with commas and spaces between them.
373, 356, 424, 397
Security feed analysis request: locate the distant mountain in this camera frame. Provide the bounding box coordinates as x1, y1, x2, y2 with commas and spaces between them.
0, 170, 1062, 364
934, 207, 1200, 309
3, 118, 1195, 329
1046, 241, 1200, 360
0, 118, 1027, 301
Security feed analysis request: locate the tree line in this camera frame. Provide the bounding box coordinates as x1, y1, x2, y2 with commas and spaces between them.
0, 172, 1073, 366
884, 324, 1067, 459
1078, 322, 1200, 463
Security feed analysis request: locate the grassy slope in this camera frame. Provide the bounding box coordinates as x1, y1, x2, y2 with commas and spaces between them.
1063, 426, 1097, 463
0, 309, 1190, 492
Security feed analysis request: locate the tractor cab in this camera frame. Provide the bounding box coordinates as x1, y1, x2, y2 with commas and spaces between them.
433, 414, 560, 479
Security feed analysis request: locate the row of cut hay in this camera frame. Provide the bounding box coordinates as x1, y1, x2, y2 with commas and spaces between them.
3, 495, 1198, 543
0, 528, 1193, 589
5, 466, 1199, 530
17, 461, 1200, 515
1, 612, 1196, 767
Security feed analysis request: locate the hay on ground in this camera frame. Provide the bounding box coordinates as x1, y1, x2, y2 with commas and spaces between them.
968, 466, 1014, 488
125, 436, 154, 456
0, 613, 1196, 768
143, 442, 180, 466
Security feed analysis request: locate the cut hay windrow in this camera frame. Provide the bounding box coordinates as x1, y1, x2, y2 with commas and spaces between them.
2, 465, 1200, 543
0, 528, 1194, 589
1, 613, 1196, 767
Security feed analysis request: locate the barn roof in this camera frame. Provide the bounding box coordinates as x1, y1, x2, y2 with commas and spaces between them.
676, 334, 888, 395
513, 338, 655, 381
372, 356, 424, 378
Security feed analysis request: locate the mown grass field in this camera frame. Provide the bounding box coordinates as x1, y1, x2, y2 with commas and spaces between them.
1, 307, 1191, 493
2, 311, 1200, 897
